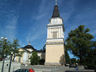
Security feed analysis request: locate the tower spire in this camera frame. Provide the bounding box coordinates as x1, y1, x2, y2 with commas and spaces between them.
52, 0, 60, 18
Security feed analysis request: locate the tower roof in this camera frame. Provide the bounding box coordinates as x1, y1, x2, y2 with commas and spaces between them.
52, 5, 60, 18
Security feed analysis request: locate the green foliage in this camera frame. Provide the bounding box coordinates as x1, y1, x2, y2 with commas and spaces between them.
0, 38, 11, 58
65, 51, 70, 64
0, 38, 20, 61
39, 59, 45, 65
11, 39, 20, 61
84, 46, 96, 68
65, 45, 70, 64
66, 25, 94, 64
30, 51, 40, 65
70, 58, 79, 64
70, 58, 76, 64
41, 44, 46, 52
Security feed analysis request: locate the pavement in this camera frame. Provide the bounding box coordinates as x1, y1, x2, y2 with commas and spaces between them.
0, 62, 95, 72
0, 61, 21, 72
21, 65, 95, 72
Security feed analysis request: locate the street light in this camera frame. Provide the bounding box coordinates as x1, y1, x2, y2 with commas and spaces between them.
1, 37, 4, 39
8, 52, 13, 72
1, 37, 7, 72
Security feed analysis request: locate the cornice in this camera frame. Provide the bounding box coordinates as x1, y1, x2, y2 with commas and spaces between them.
47, 24, 64, 27
46, 42, 64, 45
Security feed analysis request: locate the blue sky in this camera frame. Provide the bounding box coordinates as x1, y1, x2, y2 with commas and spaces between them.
0, 0, 96, 58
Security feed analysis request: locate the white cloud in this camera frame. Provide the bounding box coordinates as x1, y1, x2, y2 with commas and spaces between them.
0, 15, 18, 41
26, 0, 47, 43
35, 13, 47, 20
26, 33, 40, 42
26, 24, 46, 43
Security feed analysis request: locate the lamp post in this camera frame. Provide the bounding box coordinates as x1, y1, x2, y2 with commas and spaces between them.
8, 52, 13, 72
1, 37, 7, 72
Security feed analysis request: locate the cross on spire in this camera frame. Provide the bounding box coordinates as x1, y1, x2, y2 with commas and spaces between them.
27, 40, 31, 45
28, 41, 31, 45
55, 0, 58, 5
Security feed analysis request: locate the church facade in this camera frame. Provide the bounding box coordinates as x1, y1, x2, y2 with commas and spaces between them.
45, 4, 65, 65
15, 44, 45, 64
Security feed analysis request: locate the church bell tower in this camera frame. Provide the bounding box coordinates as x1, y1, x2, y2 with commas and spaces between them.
45, 1, 65, 65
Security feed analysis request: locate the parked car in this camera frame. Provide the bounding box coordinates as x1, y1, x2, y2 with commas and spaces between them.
14, 68, 34, 72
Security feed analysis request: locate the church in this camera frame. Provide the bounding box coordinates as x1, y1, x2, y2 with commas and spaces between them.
15, 43, 45, 64
45, 2, 65, 65
15, 1, 65, 65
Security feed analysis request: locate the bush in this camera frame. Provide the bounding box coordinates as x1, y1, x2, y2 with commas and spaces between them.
30, 51, 40, 65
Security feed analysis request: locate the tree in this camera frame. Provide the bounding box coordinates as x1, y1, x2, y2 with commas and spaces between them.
11, 39, 19, 61
70, 58, 77, 64
0, 37, 11, 72
0, 38, 21, 61
65, 44, 70, 64
66, 25, 94, 64
30, 51, 40, 65
43, 44, 46, 52
65, 51, 70, 64
0, 37, 11, 59
39, 59, 45, 65
84, 41, 96, 69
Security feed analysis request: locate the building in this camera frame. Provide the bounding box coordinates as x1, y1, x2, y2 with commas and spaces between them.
45, 2, 65, 65
15, 43, 45, 64
15, 1, 65, 66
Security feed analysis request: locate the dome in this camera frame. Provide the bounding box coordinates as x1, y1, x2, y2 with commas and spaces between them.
23, 45, 36, 51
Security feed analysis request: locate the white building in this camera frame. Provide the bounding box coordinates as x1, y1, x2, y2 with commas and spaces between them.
15, 44, 45, 64
45, 3, 65, 65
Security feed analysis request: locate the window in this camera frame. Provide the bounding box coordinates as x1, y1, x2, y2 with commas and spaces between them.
53, 31, 57, 38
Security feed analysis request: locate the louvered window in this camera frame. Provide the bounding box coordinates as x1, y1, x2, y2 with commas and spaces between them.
53, 31, 57, 38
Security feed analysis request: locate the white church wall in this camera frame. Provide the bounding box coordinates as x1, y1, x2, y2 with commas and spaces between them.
23, 52, 28, 64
